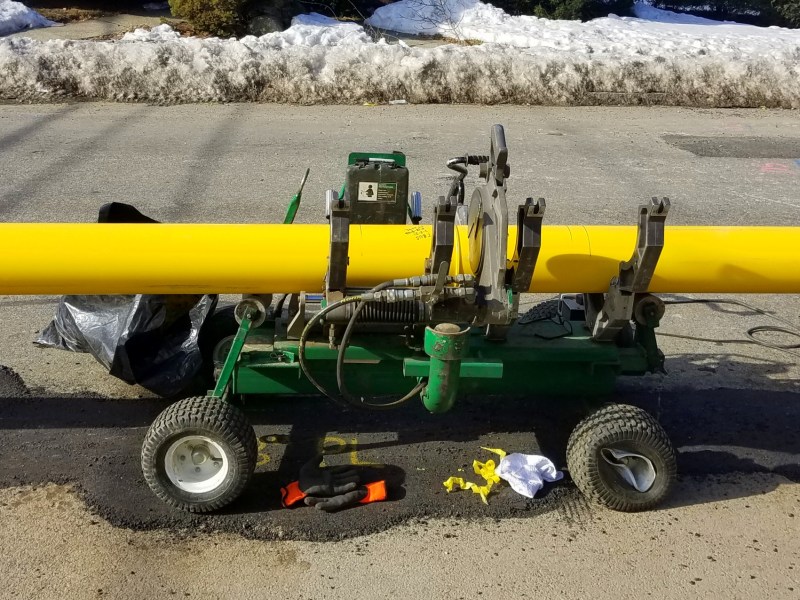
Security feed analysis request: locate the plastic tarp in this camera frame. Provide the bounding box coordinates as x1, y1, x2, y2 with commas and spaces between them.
35, 203, 218, 397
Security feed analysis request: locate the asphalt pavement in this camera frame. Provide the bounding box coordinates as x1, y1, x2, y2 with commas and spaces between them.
0, 104, 799, 598
1, 370, 798, 540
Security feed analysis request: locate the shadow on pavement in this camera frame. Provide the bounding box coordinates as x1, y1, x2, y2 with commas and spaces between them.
0, 360, 798, 538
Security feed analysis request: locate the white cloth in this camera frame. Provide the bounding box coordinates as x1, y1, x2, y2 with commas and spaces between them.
494, 453, 563, 498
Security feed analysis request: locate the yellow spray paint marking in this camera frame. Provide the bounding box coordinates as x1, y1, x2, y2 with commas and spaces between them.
255, 433, 385, 467
349, 437, 383, 466
319, 435, 349, 458
318, 435, 383, 467
443, 447, 507, 504
256, 438, 271, 467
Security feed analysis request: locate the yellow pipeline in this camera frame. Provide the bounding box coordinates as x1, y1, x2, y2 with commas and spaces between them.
0, 223, 797, 295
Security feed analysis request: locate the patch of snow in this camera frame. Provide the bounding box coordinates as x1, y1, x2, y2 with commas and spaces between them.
1, 3, 799, 107
631, 3, 739, 24
122, 23, 182, 42
365, 0, 798, 59
248, 13, 373, 48
123, 13, 371, 47
0, 0, 57, 37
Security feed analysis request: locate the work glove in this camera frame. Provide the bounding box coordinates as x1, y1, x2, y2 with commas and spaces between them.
304, 481, 387, 512
280, 454, 388, 511
298, 453, 360, 496
304, 487, 368, 512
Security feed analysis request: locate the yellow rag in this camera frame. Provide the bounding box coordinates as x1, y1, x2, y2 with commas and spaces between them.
443, 447, 507, 504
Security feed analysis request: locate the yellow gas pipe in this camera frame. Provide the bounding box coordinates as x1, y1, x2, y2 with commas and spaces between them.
0, 223, 797, 295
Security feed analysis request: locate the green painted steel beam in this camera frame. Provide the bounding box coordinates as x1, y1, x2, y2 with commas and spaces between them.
402, 358, 504, 379
229, 318, 658, 402
211, 311, 253, 399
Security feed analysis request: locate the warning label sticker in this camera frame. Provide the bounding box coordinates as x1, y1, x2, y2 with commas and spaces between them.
358, 182, 397, 203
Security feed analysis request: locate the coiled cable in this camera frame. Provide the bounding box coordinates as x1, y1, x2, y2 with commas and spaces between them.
662, 297, 800, 358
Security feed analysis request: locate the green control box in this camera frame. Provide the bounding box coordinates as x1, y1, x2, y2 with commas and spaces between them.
344, 152, 409, 224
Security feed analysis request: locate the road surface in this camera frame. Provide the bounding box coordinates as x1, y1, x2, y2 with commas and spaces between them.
0, 104, 798, 599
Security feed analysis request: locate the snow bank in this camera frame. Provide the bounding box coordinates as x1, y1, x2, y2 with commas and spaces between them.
0, 0, 56, 36
0, 4, 799, 107
366, 0, 800, 59
630, 2, 740, 24
122, 14, 372, 48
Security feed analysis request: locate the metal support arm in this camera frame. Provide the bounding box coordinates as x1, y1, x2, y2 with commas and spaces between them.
325, 189, 350, 295
426, 195, 456, 277
589, 197, 670, 342
510, 197, 545, 293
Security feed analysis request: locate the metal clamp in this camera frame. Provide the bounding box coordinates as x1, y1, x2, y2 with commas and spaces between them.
325, 189, 349, 294
588, 197, 670, 341
510, 197, 545, 293
467, 125, 511, 330
426, 195, 455, 277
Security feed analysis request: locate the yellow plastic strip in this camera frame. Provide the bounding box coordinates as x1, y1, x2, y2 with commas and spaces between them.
443, 447, 507, 504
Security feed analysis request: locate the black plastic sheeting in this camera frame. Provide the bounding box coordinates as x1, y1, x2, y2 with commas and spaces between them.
35, 203, 218, 397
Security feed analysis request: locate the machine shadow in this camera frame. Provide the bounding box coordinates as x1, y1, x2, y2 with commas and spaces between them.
1, 351, 798, 522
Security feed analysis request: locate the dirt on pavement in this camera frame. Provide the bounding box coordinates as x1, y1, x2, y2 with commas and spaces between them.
1, 477, 797, 600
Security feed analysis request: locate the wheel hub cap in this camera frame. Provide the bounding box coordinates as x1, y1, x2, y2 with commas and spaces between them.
601, 448, 656, 493
165, 436, 229, 494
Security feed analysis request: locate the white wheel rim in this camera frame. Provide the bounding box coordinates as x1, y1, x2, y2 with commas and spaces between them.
164, 435, 229, 494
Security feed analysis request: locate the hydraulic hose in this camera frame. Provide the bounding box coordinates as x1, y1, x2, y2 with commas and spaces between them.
297, 295, 363, 409
661, 297, 800, 358
299, 277, 429, 411
335, 281, 425, 411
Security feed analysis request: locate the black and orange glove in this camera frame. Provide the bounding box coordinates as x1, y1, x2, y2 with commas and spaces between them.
281, 454, 387, 511
305, 481, 387, 511
298, 453, 360, 496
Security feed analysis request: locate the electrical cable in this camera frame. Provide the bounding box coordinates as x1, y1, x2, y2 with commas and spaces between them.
661, 297, 800, 358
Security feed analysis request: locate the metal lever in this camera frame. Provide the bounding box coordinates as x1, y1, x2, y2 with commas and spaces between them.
410, 191, 423, 224
490, 125, 509, 185
284, 168, 310, 224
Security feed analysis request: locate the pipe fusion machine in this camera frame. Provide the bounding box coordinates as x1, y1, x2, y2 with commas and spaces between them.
146, 125, 692, 513
5, 125, 798, 514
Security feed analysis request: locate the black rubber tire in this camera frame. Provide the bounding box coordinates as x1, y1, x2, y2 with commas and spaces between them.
141, 396, 257, 513
566, 403, 677, 512
520, 298, 560, 322
197, 304, 239, 386
200, 305, 238, 363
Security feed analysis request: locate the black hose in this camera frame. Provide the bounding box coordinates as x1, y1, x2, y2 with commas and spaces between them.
446, 157, 468, 204
336, 282, 425, 411
297, 295, 362, 408
661, 297, 800, 358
